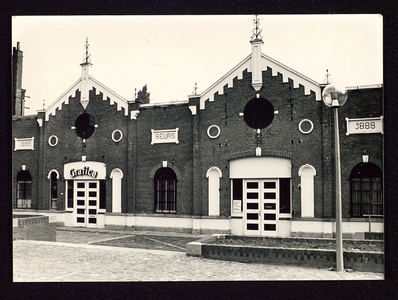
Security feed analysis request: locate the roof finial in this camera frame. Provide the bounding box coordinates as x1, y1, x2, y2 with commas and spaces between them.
192, 82, 198, 95
251, 15, 263, 41
82, 37, 92, 65
324, 69, 332, 84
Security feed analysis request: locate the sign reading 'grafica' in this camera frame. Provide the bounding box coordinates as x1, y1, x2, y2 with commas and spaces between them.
70, 166, 98, 178
151, 128, 179, 145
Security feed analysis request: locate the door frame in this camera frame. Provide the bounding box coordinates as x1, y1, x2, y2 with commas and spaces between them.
74, 180, 99, 227
243, 179, 279, 236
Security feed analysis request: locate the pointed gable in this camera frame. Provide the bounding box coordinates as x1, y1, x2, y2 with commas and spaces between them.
195, 53, 322, 110
44, 76, 130, 121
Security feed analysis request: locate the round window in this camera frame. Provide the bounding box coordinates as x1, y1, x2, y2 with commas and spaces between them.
75, 113, 96, 139
207, 125, 221, 139
48, 135, 58, 147
111, 129, 123, 143
243, 97, 274, 129
298, 119, 314, 134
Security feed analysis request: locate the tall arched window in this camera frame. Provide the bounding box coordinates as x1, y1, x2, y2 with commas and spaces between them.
154, 167, 177, 213
50, 172, 58, 209
350, 162, 383, 217
110, 168, 123, 213
206, 167, 222, 216
16, 170, 32, 208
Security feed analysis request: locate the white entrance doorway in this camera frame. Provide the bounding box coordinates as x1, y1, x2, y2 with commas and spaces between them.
230, 156, 292, 237
74, 180, 99, 227
243, 179, 279, 236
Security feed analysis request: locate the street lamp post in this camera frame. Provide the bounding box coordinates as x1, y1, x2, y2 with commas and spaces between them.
322, 83, 348, 272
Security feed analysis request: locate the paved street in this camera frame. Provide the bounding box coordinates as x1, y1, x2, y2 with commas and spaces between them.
13, 229, 384, 282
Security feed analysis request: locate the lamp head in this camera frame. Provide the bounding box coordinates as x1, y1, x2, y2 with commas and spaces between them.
322, 83, 348, 107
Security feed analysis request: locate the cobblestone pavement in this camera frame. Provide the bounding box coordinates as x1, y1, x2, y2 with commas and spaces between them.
13, 238, 383, 281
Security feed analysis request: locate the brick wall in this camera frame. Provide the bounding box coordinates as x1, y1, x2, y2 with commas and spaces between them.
12, 116, 40, 209
201, 244, 383, 273
13, 215, 56, 242
12, 61, 383, 225
134, 103, 194, 215
197, 68, 324, 217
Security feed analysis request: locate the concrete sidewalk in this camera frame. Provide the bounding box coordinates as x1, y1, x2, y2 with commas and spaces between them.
13, 237, 383, 281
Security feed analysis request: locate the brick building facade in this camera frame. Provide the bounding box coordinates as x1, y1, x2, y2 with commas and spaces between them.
12, 29, 383, 238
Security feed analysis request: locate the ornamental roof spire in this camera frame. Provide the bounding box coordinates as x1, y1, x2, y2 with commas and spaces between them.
81, 37, 92, 66
80, 37, 92, 110
251, 15, 263, 42
250, 15, 263, 91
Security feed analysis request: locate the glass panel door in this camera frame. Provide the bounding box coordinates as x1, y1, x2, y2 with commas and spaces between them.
74, 180, 99, 227
243, 179, 279, 236
262, 180, 278, 236
244, 180, 261, 236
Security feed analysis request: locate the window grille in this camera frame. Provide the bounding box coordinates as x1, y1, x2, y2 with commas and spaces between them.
16, 171, 32, 209
154, 167, 177, 213
350, 162, 383, 218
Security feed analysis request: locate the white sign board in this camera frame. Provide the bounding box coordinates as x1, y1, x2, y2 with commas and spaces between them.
233, 200, 242, 213
345, 117, 383, 135
151, 128, 179, 145
14, 137, 34, 151
64, 161, 106, 180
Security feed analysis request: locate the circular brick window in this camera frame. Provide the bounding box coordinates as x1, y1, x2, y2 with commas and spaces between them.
244, 97, 274, 129
207, 125, 221, 139
75, 113, 96, 139
298, 119, 314, 134
48, 135, 58, 147
111, 129, 123, 142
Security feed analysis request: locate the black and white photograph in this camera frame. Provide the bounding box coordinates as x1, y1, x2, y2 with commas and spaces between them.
12, 14, 384, 283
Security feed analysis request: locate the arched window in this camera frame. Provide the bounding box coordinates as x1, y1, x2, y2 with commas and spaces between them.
206, 167, 222, 216
298, 164, 316, 218
16, 170, 32, 208
110, 168, 123, 213
154, 167, 177, 213
50, 172, 58, 209
350, 162, 383, 217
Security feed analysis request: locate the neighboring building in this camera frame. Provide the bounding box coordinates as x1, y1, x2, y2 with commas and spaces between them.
12, 20, 383, 238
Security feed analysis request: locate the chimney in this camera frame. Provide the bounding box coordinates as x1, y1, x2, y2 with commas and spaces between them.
13, 42, 24, 116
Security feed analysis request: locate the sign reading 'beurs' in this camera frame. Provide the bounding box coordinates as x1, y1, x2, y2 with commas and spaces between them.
151, 128, 179, 145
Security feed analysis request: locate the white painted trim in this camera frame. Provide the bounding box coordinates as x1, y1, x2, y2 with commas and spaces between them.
251, 40, 263, 91
110, 168, 123, 214
298, 119, 314, 134
260, 53, 321, 100
206, 167, 222, 217
47, 169, 60, 180
206, 166, 222, 178
298, 164, 316, 177
207, 125, 221, 139
140, 100, 189, 108
189, 105, 197, 115
130, 110, 140, 120
45, 78, 81, 121
111, 130, 123, 143
199, 55, 251, 109
346, 84, 382, 90
298, 164, 316, 218
89, 76, 129, 116
48, 135, 58, 147
14, 137, 34, 151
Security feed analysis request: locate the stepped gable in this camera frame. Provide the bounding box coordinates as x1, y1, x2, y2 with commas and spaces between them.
195, 53, 322, 111
45, 38, 130, 121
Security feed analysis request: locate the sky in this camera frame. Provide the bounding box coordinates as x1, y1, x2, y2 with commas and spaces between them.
12, 14, 383, 115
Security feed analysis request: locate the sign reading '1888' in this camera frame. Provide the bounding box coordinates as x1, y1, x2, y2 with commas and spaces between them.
151, 128, 179, 145
345, 116, 383, 135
